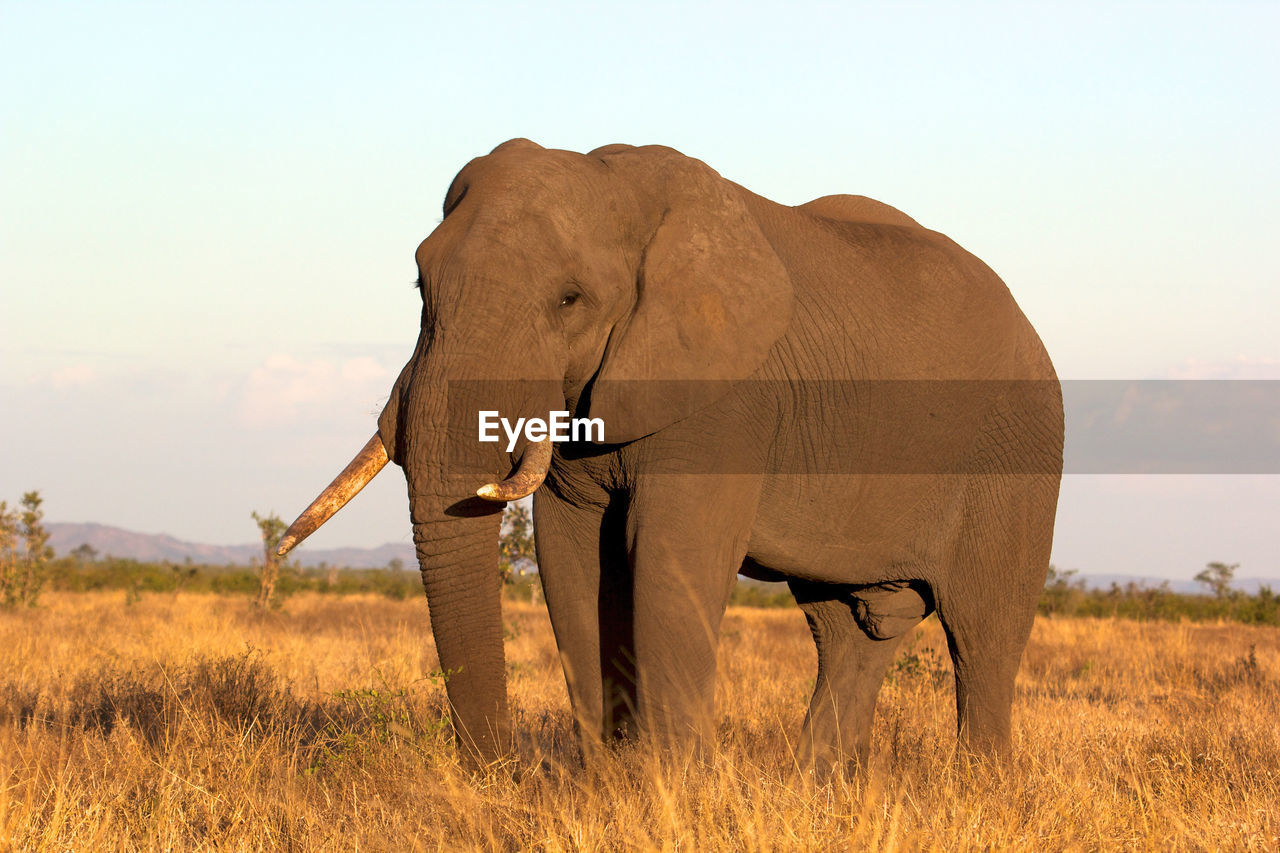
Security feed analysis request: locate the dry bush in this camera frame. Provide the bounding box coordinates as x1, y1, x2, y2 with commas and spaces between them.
1, 592, 1277, 850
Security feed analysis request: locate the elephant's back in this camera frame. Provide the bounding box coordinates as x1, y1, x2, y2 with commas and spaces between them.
796, 194, 921, 229
744, 188, 1058, 383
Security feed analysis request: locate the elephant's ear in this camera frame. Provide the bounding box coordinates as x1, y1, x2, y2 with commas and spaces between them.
586, 146, 793, 442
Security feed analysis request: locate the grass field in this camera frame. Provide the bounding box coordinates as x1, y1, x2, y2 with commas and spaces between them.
1, 592, 1277, 851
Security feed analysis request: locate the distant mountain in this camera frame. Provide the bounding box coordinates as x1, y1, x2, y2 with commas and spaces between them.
47, 523, 415, 569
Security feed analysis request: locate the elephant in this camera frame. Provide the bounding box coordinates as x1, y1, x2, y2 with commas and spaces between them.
277, 139, 1063, 775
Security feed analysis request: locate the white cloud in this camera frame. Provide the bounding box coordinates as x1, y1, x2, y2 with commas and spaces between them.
48, 363, 99, 388
340, 356, 388, 383
238, 354, 390, 427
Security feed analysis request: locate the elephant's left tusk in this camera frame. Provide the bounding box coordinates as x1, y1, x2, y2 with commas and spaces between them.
277, 433, 389, 557
476, 439, 553, 502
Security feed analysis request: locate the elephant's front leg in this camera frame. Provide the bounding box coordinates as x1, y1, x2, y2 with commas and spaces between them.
626, 473, 763, 753
533, 489, 631, 754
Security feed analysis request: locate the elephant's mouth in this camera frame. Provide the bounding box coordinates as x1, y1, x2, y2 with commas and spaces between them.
276, 432, 551, 557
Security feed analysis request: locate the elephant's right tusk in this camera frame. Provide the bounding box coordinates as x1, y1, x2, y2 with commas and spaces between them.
277, 433, 389, 557
476, 439, 552, 502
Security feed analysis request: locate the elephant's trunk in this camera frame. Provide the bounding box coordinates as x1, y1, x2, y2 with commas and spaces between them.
384, 358, 514, 766
279, 433, 513, 765
283, 328, 556, 765
411, 507, 509, 764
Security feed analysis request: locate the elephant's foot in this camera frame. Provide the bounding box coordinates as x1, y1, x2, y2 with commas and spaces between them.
796, 728, 872, 784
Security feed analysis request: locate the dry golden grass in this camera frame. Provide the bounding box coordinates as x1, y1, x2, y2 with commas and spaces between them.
1, 592, 1277, 851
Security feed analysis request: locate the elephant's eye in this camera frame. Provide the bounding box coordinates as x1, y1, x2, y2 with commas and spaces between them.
559, 291, 581, 308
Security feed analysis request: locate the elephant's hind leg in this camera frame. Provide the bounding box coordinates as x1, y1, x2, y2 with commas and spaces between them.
935, 475, 1057, 756
789, 580, 929, 777
934, 590, 1035, 756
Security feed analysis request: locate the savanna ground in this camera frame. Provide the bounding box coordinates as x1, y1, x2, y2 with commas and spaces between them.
1, 592, 1277, 851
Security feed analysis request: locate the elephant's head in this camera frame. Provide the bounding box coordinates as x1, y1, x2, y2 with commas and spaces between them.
277, 140, 793, 763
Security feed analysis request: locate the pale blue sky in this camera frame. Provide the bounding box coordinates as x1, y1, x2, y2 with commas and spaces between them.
3, 2, 1277, 580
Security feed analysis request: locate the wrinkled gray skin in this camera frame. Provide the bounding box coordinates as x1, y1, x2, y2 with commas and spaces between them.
374, 139, 1063, 774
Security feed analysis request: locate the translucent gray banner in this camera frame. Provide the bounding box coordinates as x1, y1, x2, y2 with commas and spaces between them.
438, 380, 1279, 475
1062, 380, 1280, 473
